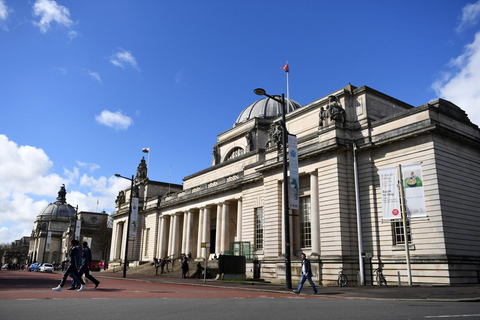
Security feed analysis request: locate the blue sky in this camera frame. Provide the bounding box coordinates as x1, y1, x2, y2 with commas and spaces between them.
1, 0, 479, 244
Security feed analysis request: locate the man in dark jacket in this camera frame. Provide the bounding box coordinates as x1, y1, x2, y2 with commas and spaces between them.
77, 242, 100, 289
293, 253, 318, 294
52, 239, 86, 292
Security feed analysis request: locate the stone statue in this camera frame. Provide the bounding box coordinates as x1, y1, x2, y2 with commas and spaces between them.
266, 123, 283, 149
246, 131, 254, 151
56, 184, 67, 204
319, 95, 346, 126
212, 145, 220, 165
116, 191, 126, 205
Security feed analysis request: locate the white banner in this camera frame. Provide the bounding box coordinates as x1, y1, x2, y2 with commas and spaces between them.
130, 197, 139, 239
288, 135, 299, 210
401, 163, 427, 218
46, 231, 52, 252
379, 167, 401, 219
75, 220, 81, 241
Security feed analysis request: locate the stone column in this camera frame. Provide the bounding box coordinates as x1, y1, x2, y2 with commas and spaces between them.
185, 210, 193, 256
236, 198, 242, 241
215, 203, 223, 254
157, 216, 167, 259
196, 208, 204, 258
171, 214, 179, 259
310, 170, 320, 254
181, 211, 188, 254
202, 207, 211, 259
167, 215, 174, 257
221, 202, 230, 253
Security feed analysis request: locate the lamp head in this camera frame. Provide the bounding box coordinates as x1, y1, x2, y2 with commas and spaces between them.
253, 88, 266, 96
114, 174, 121, 178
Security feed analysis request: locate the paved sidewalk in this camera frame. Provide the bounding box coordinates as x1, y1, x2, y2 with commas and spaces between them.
97, 269, 480, 302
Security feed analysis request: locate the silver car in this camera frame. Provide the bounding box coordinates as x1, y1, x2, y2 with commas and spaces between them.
39, 263, 54, 273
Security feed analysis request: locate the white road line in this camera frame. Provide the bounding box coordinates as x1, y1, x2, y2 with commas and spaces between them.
424, 315, 480, 318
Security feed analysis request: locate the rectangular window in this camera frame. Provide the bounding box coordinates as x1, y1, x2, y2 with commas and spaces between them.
392, 220, 411, 245
300, 197, 311, 248
255, 207, 264, 250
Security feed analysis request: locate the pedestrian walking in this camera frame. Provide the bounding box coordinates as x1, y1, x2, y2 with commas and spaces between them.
52, 239, 86, 292
181, 257, 189, 278
67, 241, 84, 290
293, 253, 318, 295
77, 242, 100, 289
160, 258, 166, 274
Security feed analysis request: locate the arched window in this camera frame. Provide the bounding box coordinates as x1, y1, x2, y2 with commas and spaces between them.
225, 147, 244, 161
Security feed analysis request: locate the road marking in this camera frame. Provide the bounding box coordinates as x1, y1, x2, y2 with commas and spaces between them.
424, 315, 480, 318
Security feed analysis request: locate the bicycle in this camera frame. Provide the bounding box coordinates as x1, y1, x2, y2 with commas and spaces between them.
374, 268, 387, 286
337, 269, 348, 287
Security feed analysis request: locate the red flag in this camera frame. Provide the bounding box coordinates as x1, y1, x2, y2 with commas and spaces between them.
281, 62, 289, 73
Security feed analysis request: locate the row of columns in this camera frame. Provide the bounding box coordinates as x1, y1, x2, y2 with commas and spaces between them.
156, 198, 243, 260
155, 170, 320, 261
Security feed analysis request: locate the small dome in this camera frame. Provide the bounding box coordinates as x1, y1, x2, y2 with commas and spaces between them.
38, 202, 77, 218
235, 97, 302, 126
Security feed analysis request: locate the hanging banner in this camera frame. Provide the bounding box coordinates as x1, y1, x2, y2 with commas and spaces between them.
379, 166, 401, 219
46, 231, 52, 252
401, 163, 427, 218
288, 135, 299, 210
130, 197, 139, 239
75, 220, 81, 241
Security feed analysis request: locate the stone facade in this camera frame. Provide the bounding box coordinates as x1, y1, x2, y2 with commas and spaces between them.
110, 85, 480, 285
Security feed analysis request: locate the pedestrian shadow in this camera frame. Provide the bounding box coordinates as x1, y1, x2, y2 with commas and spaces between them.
92, 288, 125, 292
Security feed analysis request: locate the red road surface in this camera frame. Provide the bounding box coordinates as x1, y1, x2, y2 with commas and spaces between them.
0, 270, 300, 300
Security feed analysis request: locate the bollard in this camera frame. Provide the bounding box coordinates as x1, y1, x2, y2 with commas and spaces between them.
397, 271, 401, 286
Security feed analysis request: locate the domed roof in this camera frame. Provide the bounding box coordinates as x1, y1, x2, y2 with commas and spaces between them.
234, 97, 302, 126
38, 184, 77, 218
38, 202, 77, 217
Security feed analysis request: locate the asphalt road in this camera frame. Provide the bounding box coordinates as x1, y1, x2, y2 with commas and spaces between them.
1, 270, 479, 320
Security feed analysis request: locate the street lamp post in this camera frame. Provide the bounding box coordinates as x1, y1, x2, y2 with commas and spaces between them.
115, 173, 134, 278
254, 88, 292, 290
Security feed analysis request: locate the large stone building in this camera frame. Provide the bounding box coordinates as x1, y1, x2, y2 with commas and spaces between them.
110, 84, 480, 285
28, 185, 111, 267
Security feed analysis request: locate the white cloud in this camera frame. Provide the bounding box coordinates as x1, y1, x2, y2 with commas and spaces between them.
32, 0, 74, 35
95, 110, 133, 130
0, 0, 10, 31
175, 69, 184, 84
110, 49, 140, 71
0, 134, 126, 244
57, 67, 67, 75
0, 0, 8, 21
456, 0, 480, 33
432, 31, 480, 126
87, 70, 102, 83
76, 161, 101, 172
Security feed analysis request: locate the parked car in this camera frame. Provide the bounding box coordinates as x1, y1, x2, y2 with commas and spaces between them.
28, 262, 41, 272
39, 263, 54, 273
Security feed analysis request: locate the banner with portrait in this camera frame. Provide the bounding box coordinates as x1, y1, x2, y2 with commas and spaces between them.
401, 163, 427, 218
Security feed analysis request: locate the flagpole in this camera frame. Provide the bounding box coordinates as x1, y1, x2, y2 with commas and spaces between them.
286, 61, 290, 101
